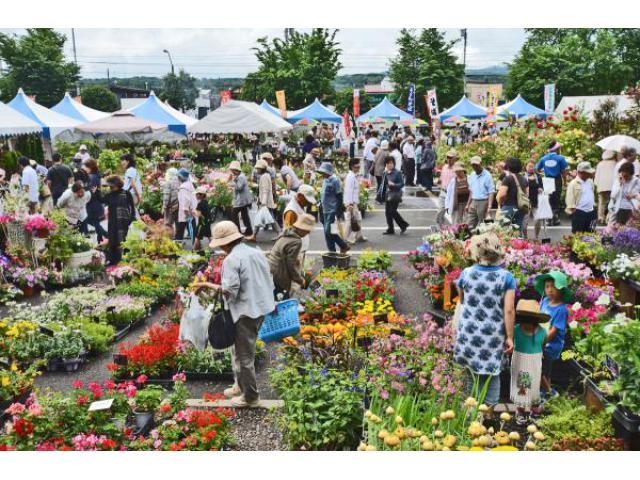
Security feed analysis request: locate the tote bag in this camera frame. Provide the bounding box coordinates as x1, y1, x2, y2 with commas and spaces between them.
208, 293, 236, 350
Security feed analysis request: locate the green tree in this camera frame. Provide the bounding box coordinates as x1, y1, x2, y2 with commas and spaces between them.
506, 28, 640, 106
388, 29, 464, 117
0, 29, 80, 107
240, 29, 342, 109
331, 88, 372, 116
80, 85, 119, 112
159, 69, 198, 111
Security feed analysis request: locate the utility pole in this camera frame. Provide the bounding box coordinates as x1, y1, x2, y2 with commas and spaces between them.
107, 68, 110, 86
460, 29, 468, 94
71, 28, 80, 96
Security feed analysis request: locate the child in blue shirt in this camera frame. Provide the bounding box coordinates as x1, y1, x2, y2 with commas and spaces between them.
534, 271, 573, 397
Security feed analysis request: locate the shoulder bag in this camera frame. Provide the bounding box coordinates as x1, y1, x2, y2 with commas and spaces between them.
208, 291, 236, 350
512, 173, 530, 214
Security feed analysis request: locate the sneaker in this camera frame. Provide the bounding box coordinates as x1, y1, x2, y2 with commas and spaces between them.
400, 224, 409, 234
357, 237, 368, 243
223, 384, 241, 398
515, 412, 528, 426
548, 388, 559, 398
230, 395, 260, 408
382, 230, 395, 235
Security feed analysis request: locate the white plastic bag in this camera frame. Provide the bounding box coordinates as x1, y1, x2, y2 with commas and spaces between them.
535, 193, 553, 220
253, 205, 275, 228
179, 293, 214, 351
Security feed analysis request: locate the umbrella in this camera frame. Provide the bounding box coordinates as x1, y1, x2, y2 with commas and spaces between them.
596, 135, 640, 152
400, 118, 428, 126
294, 118, 319, 126
442, 115, 470, 125
359, 116, 386, 125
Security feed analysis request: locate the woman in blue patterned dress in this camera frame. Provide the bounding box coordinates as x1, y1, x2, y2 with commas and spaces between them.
454, 232, 516, 408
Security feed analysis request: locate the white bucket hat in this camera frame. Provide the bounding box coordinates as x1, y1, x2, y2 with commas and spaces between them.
209, 221, 244, 248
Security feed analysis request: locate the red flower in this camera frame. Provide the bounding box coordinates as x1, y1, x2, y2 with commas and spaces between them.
103, 379, 115, 390
159, 403, 172, 413
14, 418, 34, 437
136, 374, 148, 384
204, 430, 217, 442
106, 363, 118, 372
100, 439, 118, 450
72, 380, 83, 389
203, 392, 225, 402
76, 395, 90, 406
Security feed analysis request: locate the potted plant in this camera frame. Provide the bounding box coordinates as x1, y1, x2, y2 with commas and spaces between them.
44, 330, 86, 372
8, 266, 49, 296
23, 214, 57, 238
130, 385, 164, 430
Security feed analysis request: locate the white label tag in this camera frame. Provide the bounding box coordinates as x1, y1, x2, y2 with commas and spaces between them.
88, 399, 114, 412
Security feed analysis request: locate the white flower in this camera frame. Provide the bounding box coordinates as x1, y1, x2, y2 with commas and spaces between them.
571, 302, 582, 311
595, 294, 610, 306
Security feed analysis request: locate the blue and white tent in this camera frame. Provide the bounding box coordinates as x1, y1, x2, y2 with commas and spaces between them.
0, 100, 42, 137
439, 96, 487, 122
51, 93, 110, 123
128, 91, 197, 135
356, 97, 415, 123
260, 99, 282, 117
287, 98, 342, 124
7, 88, 80, 140
498, 94, 549, 119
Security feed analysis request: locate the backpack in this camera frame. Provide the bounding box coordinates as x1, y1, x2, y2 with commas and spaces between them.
420, 147, 437, 171
512, 173, 531, 214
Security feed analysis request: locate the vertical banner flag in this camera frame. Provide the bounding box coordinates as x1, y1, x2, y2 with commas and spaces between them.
406, 83, 416, 115
426, 90, 439, 119
486, 85, 500, 120
343, 109, 352, 138
544, 84, 556, 114
275, 90, 287, 118
353, 89, 360, 118
220, 90, 232, 105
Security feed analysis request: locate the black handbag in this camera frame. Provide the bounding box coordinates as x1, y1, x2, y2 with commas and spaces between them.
208, 292, 236, 349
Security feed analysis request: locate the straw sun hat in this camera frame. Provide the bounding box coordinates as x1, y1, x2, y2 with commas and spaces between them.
209, 221, 244, 248
515, 299, 550, 323
293, 213, 316, 232
468, 232, 505, 266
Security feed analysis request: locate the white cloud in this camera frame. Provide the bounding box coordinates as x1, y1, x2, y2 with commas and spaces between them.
0, 28, 526, 78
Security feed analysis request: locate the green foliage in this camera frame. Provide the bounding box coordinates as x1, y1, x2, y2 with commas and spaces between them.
80, 85, 119, 112
506, 28, 640, 105
608, 319, 640, 414
97, 148, 127, 175
537, 396, 614, 441
13, 135, 44, 163
133, 385, 164, 412
240, 29, 342, 109
77, 319, 115, 354
356, 250, 392, 271
53, 141, 101, 164
176, 347, 232, 374
0, 150, 19, 175
43, 329, 85, 359
270, 363, 365, 450
159, 69, 198, 111
45, 210, 91, 263
332, 88, 372, 116
139, 186, 163, 219
0, 29, 80, 107
388, 28, 464, 116
208, 180, 233, 208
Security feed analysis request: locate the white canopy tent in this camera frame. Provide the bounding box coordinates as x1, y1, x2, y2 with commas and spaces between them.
190, 100, 292, 134
554, 95, 635, 121
0, 101, 42, 137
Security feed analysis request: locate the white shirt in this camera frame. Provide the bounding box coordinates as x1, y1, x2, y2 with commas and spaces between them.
402, 142, 415, 160
613, 160, 640, 188
391, 149, 402, 167
77, 151, 90, 163
611, 177, 640, 211
57, 188, 91, 223
124, 167, 142, 196
21, 166, 39, 202
363, 137, 379, 162
344, 171, 359, 206
576, 178, 595, 212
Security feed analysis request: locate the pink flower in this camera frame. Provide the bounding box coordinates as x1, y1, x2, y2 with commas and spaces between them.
28, 403, 42, 417
136, 374, 148, 384
103, 379, 115, 390
4, 403, 26, 415
125, 384, 137, 398
172, 372, 186, 382
72, 380, 83, 389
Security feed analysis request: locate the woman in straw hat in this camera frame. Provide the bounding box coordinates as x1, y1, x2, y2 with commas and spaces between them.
511, 299, 549, 425
444, 161, 469, 225
194, 221, 275, 407
453, 232, 516, 410
228, 160, 253, 237
267, 213, 316, 299
246, 159, 280, 242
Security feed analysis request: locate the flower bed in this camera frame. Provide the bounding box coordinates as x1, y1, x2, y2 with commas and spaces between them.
0, 376, 234, 450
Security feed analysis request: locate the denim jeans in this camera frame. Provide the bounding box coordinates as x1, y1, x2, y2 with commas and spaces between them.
86, 217, 108, 242
466, 370, 501, 406
323, 211, 347, 252
501, 206, 525, 236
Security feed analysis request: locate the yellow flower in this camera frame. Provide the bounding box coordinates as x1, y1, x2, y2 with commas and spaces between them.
1, 376, 9, 387
492, 446, 518, 451
10, 363, 18, 372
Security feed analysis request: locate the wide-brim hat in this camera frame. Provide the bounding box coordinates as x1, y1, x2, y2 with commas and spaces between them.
79, 144, 88, 151
317, 162, 334, 176
209, 221, 244, 248
255, 159, 269, 170
468, 232, 505, 266
311, 147, 323, 156
453, 161, 466, 173
293, 213, 316, 232
446, 150, 457, 158
260, 152, 274, 161
577, 161, 595, 174
469, 156, 482, 165
534, 271, 573, 303
516, 299, 551, 323
29, 159, 37, 167
228, 161, 242, 172
297, 184, 317, 205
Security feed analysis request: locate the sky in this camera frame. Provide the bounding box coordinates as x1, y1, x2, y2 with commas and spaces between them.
0, 28, 527, 79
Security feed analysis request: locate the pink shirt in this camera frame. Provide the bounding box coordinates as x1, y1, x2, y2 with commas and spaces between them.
440, 164, 455, 190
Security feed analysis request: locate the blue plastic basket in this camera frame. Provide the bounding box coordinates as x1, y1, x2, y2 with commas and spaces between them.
259, 299, 300, 342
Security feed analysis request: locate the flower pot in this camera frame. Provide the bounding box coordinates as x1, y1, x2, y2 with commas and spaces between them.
21, 285, 36, 297
62, 357, 84, 372
67, 250, 95, 269
321, 252, 350, 269
133, 411, 154, 433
